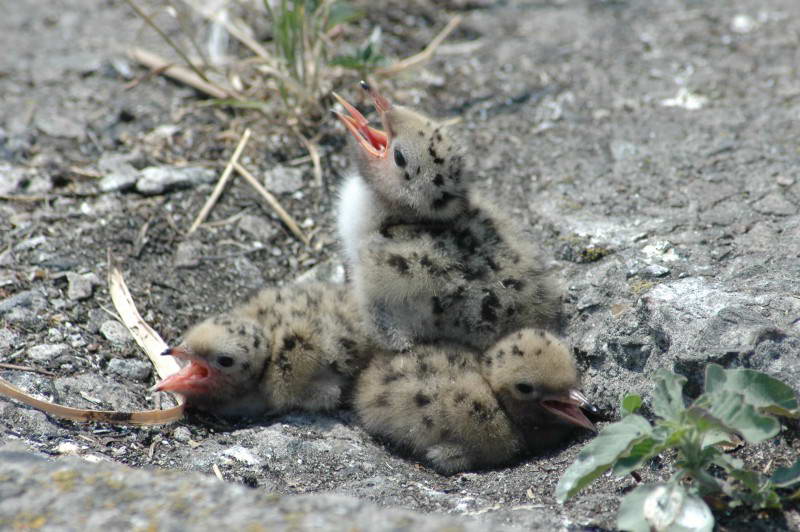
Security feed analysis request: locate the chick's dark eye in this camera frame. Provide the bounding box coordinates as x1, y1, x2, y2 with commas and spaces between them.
217, 356, 234, 368
394, 148, 407, 168
515, 382, 534, 395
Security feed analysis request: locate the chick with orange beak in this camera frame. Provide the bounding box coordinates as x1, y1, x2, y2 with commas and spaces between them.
354, 328, 596, 474
334, 83, 562, 352
154, 282, 376, 418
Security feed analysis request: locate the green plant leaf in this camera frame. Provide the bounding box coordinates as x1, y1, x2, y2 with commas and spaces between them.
329, 55, 368, 69
651, 370, 686, 422
707, 390, 780, 443
705, 364, 800, 418
684, 402, 738, 447
326, 1, 363, 29
617, 483, 714, 532
612, 436, 665, 477
712, 452, 744, 471
555, 414, 652, 502
621, 394, 643, 415
771, 459, 800, 488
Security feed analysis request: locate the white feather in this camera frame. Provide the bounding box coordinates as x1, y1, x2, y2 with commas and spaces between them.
336, 175, 376, 267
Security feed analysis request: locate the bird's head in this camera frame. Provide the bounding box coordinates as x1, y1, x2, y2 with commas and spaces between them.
481, 329, 596, 447
333, 82, 466, 221
154, 316, 268, 415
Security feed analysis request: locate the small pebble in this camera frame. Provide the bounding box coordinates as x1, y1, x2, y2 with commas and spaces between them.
0, 328, 20, 354
173, 427, 192, 443
264, 165, 304, 194
641, 264, 671, 278
174, 240, 203, 268
66, 272, 95, 301
107, 358, 151, 382
136, 166, 215, 195
239, 214, 278, 244
28, 343, 70, 363
100, 320, 131, 344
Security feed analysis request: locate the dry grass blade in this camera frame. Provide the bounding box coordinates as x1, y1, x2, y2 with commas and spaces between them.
293, 129, 323, 188
374, 15, 463, 77
107, 264, 179, 381
128, 47, 233, 100
188, 128, 252, 234
233, 161, 311, 246
0, 378, 183, 425
0, 363, 55, 376
123, 0, 210, 83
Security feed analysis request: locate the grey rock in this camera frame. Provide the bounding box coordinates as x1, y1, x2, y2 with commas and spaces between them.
238, 214, 278, 244
46, 327, 64, 342
0, 328, 20, 355
2, 308, 39, 329
53, 373, 145, 412
107, 358, 151, 382
35, 109, 84, 139
98, 172, 138, 193
28, 343, 70, 363
752, 193, 796, 216
264, 165, 305, 194
172, 426, 192, 443
232, 256, 263, 290
13, 236, 47, 252
174, 240, 204, 268
86, 308, 109, 334
135, 166, 216, 195
0, 448, 518, 532
0, 404, 66, 440
97, 152, 139, 192
640, 264, 670, 278
609, 140, 641, 161
108, 56, 134, 79
0, 290, 47, 315
66, 272, 95, 301
99, 320, 131, 345
0, 164, 19, 195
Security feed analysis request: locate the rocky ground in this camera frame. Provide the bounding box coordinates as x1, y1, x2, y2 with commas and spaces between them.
2, 0, 800, 530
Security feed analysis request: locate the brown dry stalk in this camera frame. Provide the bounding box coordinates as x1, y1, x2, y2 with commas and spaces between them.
293, 129, 323, 188
0, 378, 184, 425
188, 128, 252, 234
0, 363, 55, 376
233, 161, 310, 246
128, 47, 233, 100
375, 15, 463, 77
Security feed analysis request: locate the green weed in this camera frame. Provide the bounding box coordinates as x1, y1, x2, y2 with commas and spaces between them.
556, 364, 800, 531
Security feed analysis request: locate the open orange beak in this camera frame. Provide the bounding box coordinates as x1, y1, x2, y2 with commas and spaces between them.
151, 347, 217, 397
332, 81, 391, 159
540, 389, 597, 432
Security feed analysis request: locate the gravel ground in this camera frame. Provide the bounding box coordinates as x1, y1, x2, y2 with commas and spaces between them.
1, 0, 799, 530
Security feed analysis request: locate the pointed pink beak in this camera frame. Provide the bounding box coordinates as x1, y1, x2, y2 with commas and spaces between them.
152, 347, 216, 396
540, 389, 597, 432
332, 81, 391, 159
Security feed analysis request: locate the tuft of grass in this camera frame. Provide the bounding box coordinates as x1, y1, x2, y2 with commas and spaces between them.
126, 0, 458, 133
556, 364, 800, 532
262, 0, 366, 119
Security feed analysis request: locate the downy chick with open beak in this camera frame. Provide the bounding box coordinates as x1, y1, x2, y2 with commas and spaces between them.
354, 328, 596, 474
333, 83, 561, 352
153, 283, 376, 418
